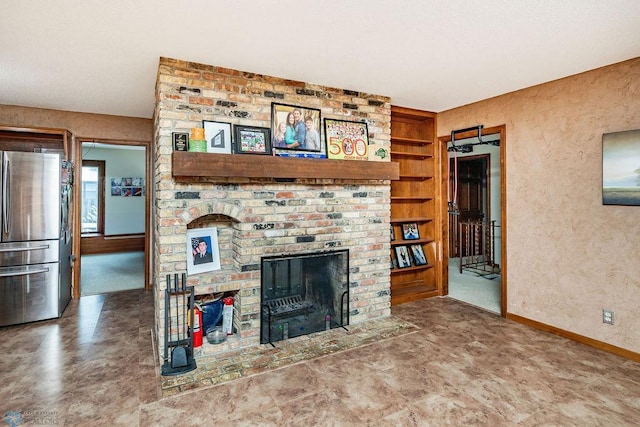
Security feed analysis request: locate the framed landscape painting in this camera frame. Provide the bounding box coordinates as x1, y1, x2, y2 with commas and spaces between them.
602, 129, 640, 206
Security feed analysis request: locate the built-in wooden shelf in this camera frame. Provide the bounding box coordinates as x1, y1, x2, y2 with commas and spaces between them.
390, 217, 433, 224
390, 151, 432, 159
390, 137, 433, 145
172, 152, 400, 181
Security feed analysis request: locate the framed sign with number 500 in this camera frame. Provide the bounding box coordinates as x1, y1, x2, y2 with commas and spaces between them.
324, 118, 369, 161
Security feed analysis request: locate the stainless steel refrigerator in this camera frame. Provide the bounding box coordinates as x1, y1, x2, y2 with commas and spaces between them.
0, 151, 72, 327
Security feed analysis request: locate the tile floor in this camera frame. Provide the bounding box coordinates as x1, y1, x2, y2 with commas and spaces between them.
1, 289, 639, 426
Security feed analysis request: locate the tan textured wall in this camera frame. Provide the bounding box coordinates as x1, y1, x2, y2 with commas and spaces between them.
0, 104, 152, 141
438, 58, 640, 353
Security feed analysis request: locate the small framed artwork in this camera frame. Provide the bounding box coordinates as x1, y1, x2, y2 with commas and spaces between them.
324, 118, 369, 161
390, 225, 396, 241
234, 125, 272, 155
203, 120, 233, 154
186, 227, 221, 275
395, 246, 412, 268
172, 132, 189, 151
402, 223, 420, 240
411, 245, 427, 266
602, 129, 640, 206
390, 252, 398, 269
271, 102, 323, 156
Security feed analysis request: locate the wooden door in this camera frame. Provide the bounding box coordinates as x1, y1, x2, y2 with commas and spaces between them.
449, 155, 488, 257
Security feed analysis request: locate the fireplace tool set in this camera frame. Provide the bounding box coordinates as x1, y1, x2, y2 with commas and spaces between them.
161, 273, 197, 376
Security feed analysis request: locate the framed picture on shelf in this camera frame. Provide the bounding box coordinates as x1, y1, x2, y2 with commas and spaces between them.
390, 225, 396, 241
324, 118, 369, 161
186, 227, 221, 275
395, 245, 412, 268
233, 125, 272, 155
172, 132, 189, 151
410, 244, 427, 266
402, 222, 420, 240
270, 102, 323, 157
203, 120, 232, 154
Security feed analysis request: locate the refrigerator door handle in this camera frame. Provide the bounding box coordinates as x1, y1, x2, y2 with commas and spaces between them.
0, 244, 50, 253
2, 156, 8, 235
0, 266, 49, 278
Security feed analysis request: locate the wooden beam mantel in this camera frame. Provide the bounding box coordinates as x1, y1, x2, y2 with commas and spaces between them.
172, 152, 400, 181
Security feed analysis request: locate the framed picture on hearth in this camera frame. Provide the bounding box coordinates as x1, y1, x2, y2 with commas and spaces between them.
395, 246, 412, 268
186, 227, 221, 275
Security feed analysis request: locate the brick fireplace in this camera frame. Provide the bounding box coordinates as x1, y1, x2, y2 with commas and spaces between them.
153, 57, 393, 358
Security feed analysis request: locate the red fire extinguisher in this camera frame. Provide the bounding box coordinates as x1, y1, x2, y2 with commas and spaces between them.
191, 306, 203, 347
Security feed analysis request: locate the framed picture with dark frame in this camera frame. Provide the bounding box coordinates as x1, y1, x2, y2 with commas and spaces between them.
270, 102, 323, 156
402, 222, 420, 240
390, 225, 396, 241
395, 246, 412, 268
186, 227, 221, 275
410, 244, 427, 266
172, 132, 189, 151
602, 128, 640, 206
203, 120, 232, 154
324, 118, 369, 160
233, 125, 272, 155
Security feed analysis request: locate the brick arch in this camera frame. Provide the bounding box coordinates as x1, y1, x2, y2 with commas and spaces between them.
178, 200, 243, 225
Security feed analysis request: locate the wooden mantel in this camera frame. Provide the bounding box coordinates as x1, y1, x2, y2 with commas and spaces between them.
172, 152, 400, 181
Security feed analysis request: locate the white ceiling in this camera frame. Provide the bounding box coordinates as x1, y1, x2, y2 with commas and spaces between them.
1, 1, 639, 119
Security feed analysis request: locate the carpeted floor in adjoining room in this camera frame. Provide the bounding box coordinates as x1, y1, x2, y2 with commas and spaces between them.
81, 251, 145, 296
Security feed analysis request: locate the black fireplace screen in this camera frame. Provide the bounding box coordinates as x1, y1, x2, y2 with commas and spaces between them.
260, 249, 349, 344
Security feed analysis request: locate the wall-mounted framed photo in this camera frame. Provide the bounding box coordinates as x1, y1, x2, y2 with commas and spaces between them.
602, 128, 640, 206
410, 244, 427, 266
186, 227, 221, 275
324, 118, 369, 161
234, 125, 272, 155
203, 120, 233, 154
402, 222, 420, 240
395, 245, 412, 268
172, 132, 189, 152
271, 102, 323, 157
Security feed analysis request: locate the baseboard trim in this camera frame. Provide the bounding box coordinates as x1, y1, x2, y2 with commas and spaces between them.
506, 313, 640, 363
81, 233, 145, 255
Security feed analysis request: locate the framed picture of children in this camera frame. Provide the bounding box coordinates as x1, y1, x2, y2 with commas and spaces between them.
271, 102, 324, 157
402, 223, 420, 240
395, 246, 412, 268
186, 227, 221, 275
410, 244, 428, 266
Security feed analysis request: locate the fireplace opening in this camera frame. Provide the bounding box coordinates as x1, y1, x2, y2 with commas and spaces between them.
260, 249, 349, 344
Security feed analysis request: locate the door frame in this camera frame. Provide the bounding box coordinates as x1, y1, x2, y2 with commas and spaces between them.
72, 137, 151, 298
438, 124, 507, 316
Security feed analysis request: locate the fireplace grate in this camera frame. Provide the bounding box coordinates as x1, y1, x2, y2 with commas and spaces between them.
265, 294, 313, 318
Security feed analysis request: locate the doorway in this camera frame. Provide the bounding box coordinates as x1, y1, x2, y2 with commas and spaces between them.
440, 126, 506, 316
73, 138, 151, 298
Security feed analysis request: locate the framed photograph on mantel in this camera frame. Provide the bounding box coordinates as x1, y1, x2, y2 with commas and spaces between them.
203, 120, 232, 154
271, 102, 324, 158
233, 125, 272, 155
324, 118, 369, 161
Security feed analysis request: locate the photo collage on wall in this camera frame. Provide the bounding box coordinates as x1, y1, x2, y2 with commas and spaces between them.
110, 177, 145, 197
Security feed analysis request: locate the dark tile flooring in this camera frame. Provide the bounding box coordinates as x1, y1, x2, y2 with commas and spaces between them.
1, 289, 639, 426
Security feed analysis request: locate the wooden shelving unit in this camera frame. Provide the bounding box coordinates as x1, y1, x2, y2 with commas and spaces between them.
172, 152, 399, 181
390, 106, 440, 305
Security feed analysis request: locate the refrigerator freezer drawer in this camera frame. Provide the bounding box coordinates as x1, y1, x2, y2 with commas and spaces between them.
0, 263, 59, 327
0, 239, 59, 267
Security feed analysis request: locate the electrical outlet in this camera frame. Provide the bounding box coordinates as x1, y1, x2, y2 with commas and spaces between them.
603, 309, 614, 325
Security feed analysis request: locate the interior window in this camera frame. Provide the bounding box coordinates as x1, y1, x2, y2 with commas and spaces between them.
81, 160, 105, 234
